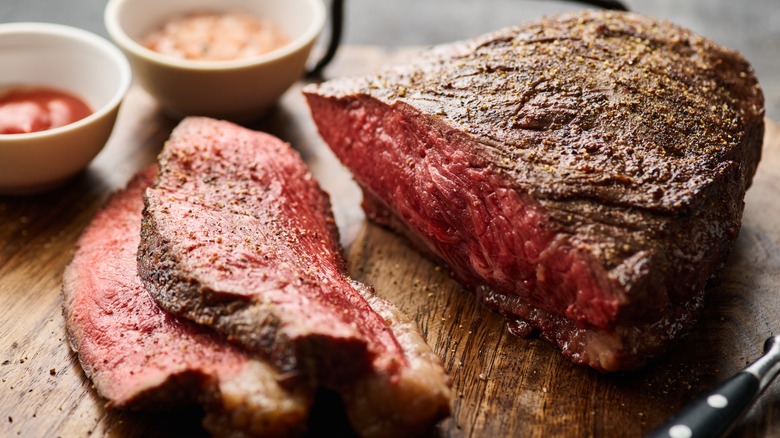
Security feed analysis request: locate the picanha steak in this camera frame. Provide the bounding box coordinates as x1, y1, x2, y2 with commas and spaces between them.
137, 117, 450, 436
303, 10, 765, 371
62, 166, 311, 437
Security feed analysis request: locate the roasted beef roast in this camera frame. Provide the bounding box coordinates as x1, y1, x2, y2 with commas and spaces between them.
303, 11, 765, 371
62, 166, 311, 437
137, 117, 450, 435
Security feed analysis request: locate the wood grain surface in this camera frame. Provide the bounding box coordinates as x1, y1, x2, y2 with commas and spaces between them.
1, 46, 779, 437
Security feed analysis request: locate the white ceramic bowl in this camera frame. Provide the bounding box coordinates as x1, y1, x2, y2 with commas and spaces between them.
0, 23, 131, 195
105, 0, 326, 121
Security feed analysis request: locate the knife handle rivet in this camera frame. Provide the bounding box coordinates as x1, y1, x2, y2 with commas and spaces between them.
706, 394, 728, 408
668, 424, 692, 438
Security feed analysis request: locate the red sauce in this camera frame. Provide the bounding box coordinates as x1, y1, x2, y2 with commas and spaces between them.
0, 87, 92, 135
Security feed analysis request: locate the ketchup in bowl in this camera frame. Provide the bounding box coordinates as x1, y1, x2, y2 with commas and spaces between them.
0, 86, 92, 135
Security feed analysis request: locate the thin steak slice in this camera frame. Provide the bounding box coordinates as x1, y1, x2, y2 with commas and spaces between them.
62, 166, 311, 437
303, 10, 765, 372
138, 117, 450, 435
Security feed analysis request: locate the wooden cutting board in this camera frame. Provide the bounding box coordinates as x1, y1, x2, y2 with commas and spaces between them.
1, 46, 779, 437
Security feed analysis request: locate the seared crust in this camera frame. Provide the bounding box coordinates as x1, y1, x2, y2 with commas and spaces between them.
312, 11, 763, 209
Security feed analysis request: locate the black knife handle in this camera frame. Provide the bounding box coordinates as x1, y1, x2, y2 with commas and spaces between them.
646, 336, 780, 438
645, 372, 759, 438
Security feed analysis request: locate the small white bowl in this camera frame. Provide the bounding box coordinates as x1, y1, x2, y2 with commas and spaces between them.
0, 23, 131, 195
105, 0, 326, 121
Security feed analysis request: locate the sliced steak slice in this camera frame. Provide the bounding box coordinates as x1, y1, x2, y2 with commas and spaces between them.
343, 280, 451, 437
62, 166, 311, 437
138, 117, 451, 433
303, 10, 765, 371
